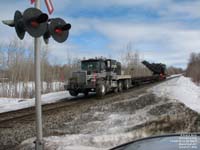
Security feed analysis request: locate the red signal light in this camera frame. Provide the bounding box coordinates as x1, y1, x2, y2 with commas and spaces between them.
31, 21, 39, 28
55, 28, 63, 35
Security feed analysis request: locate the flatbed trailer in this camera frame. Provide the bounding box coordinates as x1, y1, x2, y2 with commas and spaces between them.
131, 75, 161, 85
65, 58, 166, 97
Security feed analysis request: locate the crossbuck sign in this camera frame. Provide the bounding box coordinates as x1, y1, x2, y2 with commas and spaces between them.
31, 0, 54, 14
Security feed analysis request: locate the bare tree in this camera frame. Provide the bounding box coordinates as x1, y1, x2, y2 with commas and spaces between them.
167, 66, 184, 75
186, 52, 200, 84
120, 43, 151, 77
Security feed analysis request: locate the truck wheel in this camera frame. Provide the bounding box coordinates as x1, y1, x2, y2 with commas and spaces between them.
118, 81, 123, 92
96, 83, 106, 97
114, 87, 118, 93
69, 90, 78, 96
84, 91, 89, 96
123, 80, 130, 90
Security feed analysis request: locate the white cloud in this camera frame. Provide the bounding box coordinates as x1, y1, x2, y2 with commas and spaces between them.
53, 0, 166, 12
159, 0, 200, 19
25, 17, 200, 68
1, 0, 200, 69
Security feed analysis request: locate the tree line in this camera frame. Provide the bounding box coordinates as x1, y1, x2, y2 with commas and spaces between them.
186, 52, 200, 84
0, 39, 186, 98
0, 38, 79, 98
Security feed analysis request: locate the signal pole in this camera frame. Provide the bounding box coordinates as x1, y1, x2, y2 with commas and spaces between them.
2, 2, 71, 149
34, 0, 43, 150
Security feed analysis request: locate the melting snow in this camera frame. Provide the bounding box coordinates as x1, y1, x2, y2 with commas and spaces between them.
0, 91, 72, 113
7, 75, 200, 149
19, 94, 159, 150
150, 76, 200, 113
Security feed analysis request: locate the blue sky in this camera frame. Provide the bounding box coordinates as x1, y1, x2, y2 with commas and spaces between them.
1, 0, 200, 68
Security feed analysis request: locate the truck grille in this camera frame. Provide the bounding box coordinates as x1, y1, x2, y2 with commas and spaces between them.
72, 71, 86, 85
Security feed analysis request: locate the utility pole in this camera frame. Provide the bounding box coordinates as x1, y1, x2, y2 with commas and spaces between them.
34, 0, 43, 149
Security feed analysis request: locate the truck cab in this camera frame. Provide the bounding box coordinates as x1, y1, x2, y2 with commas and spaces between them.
81, 59, 105, 74
64, 58, 129, 97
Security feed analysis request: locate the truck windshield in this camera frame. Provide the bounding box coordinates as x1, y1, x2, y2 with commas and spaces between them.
81, 61, 99, 72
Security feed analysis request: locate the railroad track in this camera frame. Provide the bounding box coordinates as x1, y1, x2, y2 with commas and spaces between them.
0, 95, 94, 124
0, 75, 181, 124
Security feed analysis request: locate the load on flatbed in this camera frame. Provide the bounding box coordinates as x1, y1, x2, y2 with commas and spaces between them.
64, 58, 166, 97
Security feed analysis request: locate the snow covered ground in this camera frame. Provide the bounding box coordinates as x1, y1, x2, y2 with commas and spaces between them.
0, 81, 64, 98
17, 75, 200, 150
0, 75, 199, 115
150, 76, 200, 113
166, 73, 183, 78
19, 94, 158, 150
0, 91, 72, 113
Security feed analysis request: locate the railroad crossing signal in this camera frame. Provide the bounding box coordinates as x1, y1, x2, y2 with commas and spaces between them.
45, 0, 54, 14
31, 0, 54, 14
2, 7, 71, 44
2, 2, 71, 149
49, 18, 71, 43
2, 11, 25, 40
43, 18, 71, 44
23, 8, 48, 37
31, 0, 35, 4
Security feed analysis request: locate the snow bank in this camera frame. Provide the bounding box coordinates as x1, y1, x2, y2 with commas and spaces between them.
19, 94, 156, 150
0, 81, 64, 98
150, 76, 200, 113
0, 91, 72, 113
166, 74, 183, 78
20, 111, 149, 150
19, 75, 200, 150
